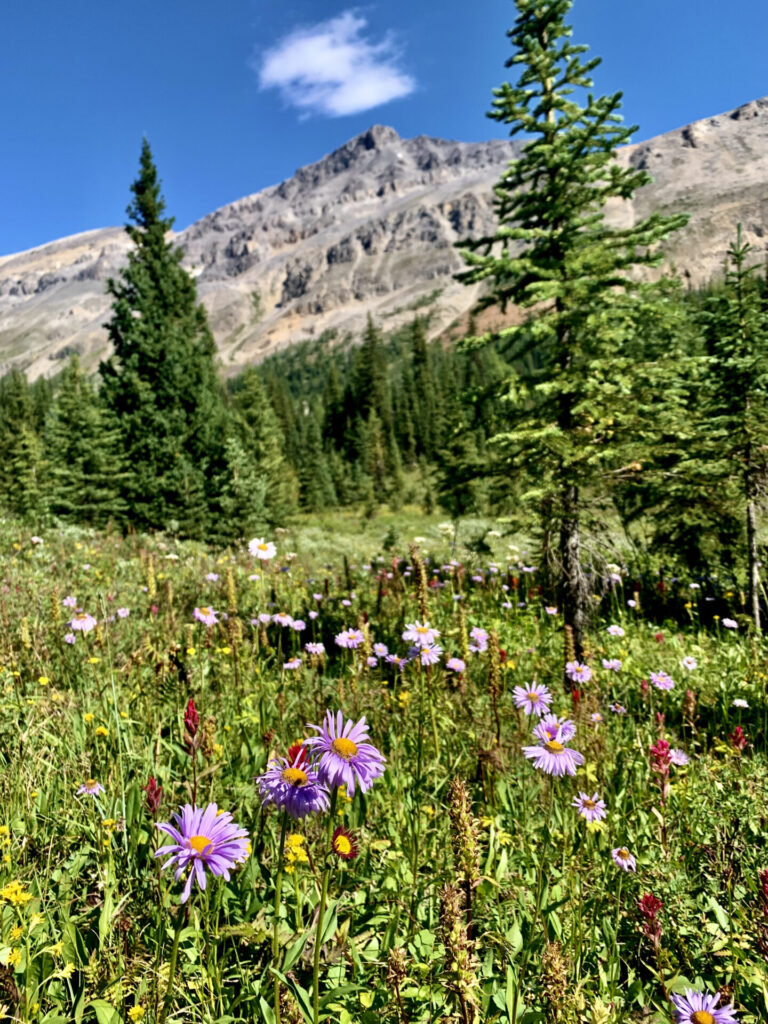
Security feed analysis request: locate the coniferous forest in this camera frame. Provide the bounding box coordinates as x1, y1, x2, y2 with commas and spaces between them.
3, 3, 768, 1023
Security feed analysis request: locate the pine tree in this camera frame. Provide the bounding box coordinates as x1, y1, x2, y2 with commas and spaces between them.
299, 411, 337, 511
700, 226, 768, 629
231, 369, 298, 523
100, 139, 227, 536
44, 356, 126, 526
457, 0, 688, 665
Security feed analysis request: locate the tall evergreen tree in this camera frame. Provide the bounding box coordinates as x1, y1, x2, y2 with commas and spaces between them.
700, 226, 768, 629
457, 0, 688, 666
44, 357, 126, 526
230, 369, 298, 523
100, 139, 227, 536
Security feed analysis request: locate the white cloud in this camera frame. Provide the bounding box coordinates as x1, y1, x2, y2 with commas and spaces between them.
257, 11, 415, 118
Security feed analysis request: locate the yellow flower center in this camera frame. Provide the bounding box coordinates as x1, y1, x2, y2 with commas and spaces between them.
75, 613, 89, 621
417, 626, 429, 633
189, 834, 213, 855
258, 543, 269, 551
334, 835, 352, 856
526, 693, 538, 702
199, 607, 211, 616
86, 779, 97, 787
544, 740, 564, 753
617, 848, 630, 860
282, 767, 309, 786
691, 1014, 715, 1024
583, 799, 596, 809
331, 737, 358, 760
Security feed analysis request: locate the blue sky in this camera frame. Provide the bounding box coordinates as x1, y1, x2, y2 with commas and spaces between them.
2, 0, 767, 256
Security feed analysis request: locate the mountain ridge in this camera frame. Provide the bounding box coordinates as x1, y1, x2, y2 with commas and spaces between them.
3, 95, 768, 379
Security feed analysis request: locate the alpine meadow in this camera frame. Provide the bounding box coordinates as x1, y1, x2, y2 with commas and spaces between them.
3, 2, 768, 1024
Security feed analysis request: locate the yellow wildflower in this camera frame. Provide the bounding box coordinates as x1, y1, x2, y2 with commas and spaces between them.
128, 1007, 146, 1023
84, 713, 94, 724
6, 948, 21, 967
95, 726, 109, 737
88, 657, 100, 665
0, 881, 32, 906
9, 924, 23, 941
38, 677, 49, 686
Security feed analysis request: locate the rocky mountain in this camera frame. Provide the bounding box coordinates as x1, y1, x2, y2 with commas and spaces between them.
3, 96, 768, 379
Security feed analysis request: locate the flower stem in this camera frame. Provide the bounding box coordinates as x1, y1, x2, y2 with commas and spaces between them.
159, 904, 185, 1024
313, 787, 338, 1024
273, 811, 289, 1024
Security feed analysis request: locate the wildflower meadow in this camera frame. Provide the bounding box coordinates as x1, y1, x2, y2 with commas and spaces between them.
0, 520, 766, 1024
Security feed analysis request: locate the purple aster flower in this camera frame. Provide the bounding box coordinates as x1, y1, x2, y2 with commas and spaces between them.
272, 612, 294, 628
193, 606, 218, 627
609, 703, 627, 715
366, 656, 379, 668
545, 606, 558, 615
205, 573, 219, 582
565, 661, 592, 684
446, 657, 466, 672
309, 610, 319, 620
385, 654, 409, 670
533, 715, 577, 743
522, 729, 584, 777
305, 710, 386, 796
468, 627, 489, 653
627, 599, 637, 608
611, 847, 636, 872
313, 593, 323, 602
335, 628, 364, 649
305, 642, 325, 656
416, 643, 442, 666
607, 625, 625, 637
722, 618, 738, 630
670, 748, 689, 766
732, 698, 749, 708
513, 682, 553, 716
64, 632, 76, 644
291, 619, 306, 631
283, 658, 302, 671
373, 643, 388, 658
572, 792, 607, 822
77, 779, 105, 798
670, 988, 739, 1024
116, 607, 130, 619
258, 613, 272, 625
258, 755, 329, 820
155, 803, 250, 903
650, 671, 674, 691
342, 599, 352, 607
681, 656, 697, 671
63, 595, 77, 608
590, 712, 603, 725
70, 612, 97, 633
602, 658, 622, 671
402, 621, 441, 647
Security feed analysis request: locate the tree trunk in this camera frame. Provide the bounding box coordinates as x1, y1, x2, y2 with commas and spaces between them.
747, 492, 761, 632
560, 483, 589, 683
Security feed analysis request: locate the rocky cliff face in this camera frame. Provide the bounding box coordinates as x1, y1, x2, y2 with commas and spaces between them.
3, 97, 768, 379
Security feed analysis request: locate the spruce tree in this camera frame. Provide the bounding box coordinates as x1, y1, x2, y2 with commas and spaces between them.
230, 369, 298, 523
44, 357, 126, 526
458, 0, 688, 665
700, 226, 768, 629
100, 139, 227, 536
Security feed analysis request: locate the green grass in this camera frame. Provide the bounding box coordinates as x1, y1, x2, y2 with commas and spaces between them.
0, 515, 766, 1024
